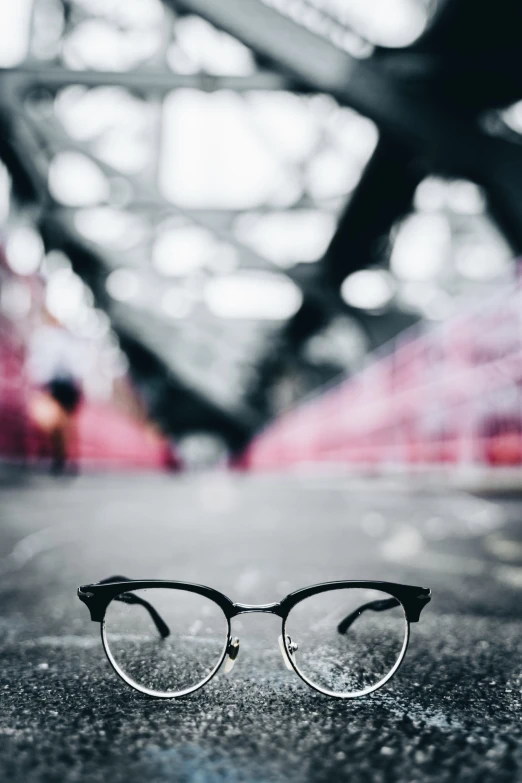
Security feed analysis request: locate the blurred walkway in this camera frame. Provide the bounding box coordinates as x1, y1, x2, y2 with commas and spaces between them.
0, 474, 520, 782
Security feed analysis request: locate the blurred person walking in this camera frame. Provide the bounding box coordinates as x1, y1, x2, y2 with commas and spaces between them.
27, 312, 86, 474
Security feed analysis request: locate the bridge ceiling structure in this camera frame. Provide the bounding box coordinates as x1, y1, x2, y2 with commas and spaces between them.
1, 0, 521, 444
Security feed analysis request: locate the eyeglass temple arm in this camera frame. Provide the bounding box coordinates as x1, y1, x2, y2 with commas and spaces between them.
98, 575, 170, 639
337, 597, 400, 635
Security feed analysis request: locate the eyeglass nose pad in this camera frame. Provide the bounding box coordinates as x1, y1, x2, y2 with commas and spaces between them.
224, 637, 240, 674
278, 634, 298, 671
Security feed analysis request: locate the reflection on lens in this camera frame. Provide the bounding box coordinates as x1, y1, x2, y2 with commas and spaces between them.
285, 588, 408, 697
103, 588, 228, 697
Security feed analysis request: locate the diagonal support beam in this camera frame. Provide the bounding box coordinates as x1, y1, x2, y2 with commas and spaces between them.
170, 0, 522, 210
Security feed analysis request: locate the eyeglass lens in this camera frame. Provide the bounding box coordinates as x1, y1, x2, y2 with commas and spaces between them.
103, 588, 228, 697
284, 588, 408, 697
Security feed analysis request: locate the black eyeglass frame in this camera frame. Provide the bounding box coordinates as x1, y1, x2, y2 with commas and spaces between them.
78, 578, 431, 699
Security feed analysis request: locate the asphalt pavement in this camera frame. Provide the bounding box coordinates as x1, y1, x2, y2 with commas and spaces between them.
0, 471, 520, 782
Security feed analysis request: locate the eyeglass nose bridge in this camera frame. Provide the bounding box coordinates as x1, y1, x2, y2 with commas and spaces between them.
226, 604, 296, 675
231, 602, 284, 617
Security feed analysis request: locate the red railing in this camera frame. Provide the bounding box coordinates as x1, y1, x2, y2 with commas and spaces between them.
243, 277, 522, 472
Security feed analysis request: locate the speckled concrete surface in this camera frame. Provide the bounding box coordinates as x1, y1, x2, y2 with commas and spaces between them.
0, 473, 520, 782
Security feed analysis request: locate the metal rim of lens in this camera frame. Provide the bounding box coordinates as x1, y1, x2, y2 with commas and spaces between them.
282, 595, 410, 699
101, 595, 231, 699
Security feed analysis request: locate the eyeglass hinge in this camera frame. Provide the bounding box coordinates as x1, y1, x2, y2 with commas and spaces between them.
77, 588, 94, 599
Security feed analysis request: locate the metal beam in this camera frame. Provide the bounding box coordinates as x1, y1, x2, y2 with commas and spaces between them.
1, 65, 290, 95
171, 0, 354, 95
321, 132, 426, 287
245, 131, 425, 417
171, 0, 522, 203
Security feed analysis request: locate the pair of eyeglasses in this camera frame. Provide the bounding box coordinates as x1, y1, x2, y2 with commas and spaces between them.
78, 577, 431, 699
